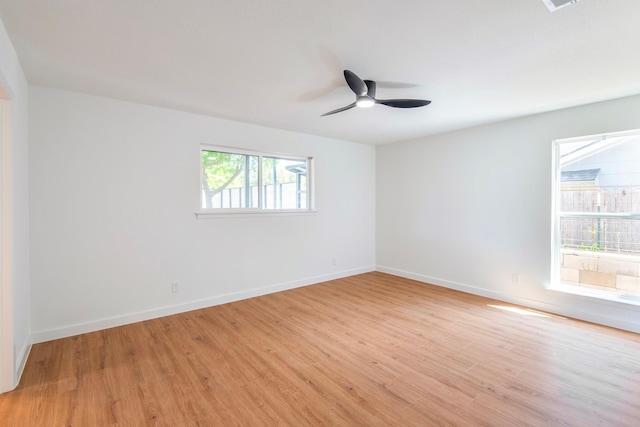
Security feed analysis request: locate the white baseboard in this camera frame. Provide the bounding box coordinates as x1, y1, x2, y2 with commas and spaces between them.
15, 341, 31, 386
30, 266, 375, 344
376, 265, 640, 334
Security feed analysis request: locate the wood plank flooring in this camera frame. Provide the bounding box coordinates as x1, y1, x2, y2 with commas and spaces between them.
1, 272, 639, 426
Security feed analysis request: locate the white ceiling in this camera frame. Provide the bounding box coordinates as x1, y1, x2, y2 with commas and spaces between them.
1, 0, 639, 145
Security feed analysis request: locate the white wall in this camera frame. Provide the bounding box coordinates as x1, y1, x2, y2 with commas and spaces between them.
24, 71, 640, 351
29, 86, 375, 342
0, 16, 30, 390
377, 94, 640, 333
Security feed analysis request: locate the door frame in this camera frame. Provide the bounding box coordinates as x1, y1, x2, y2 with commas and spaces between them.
0, 93, 15, 393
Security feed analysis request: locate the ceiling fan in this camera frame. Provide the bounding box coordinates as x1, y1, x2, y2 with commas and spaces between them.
322, 70, 431, 116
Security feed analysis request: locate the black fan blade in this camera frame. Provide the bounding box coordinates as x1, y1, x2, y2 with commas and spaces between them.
376, 99, 431, 108
343, 70, 368, 96
364, 80, 377, 98
321, 102, 357, 116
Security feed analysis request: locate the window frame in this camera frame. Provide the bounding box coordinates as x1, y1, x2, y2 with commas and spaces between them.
197, 145, 315, 218
549, 128, 640, 306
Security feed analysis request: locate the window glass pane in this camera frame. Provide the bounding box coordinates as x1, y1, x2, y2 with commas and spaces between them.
201, 150, 258, 209
262, 157, 307, 209
560, 217, 640, 254
560, 135, 640, 214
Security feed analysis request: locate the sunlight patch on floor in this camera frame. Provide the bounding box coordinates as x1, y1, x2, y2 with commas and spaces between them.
488, 305, 551, 317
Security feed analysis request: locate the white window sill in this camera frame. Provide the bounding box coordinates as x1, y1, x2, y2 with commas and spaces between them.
546, 283, 640, 308
195, 209, 318, 219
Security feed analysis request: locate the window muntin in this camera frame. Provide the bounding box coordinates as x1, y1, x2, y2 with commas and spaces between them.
200, 147, 312, 212
552, 129, 640, 301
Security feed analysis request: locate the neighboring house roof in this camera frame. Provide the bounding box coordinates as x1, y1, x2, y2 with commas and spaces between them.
561, 168, 600, 183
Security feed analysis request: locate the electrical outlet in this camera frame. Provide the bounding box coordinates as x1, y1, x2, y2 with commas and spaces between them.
172, 281, 180, 293
512, 274, 521, 284
331, 258, 337, 266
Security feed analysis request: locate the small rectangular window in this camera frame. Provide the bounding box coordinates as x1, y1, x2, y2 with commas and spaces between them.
200, 146, 312, 212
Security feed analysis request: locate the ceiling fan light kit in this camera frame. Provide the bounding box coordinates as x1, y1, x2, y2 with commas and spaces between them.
356, 96, 375, 108
322, 70, 431, 116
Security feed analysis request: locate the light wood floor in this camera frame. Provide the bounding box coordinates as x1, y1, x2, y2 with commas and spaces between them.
1, 272, 639, 426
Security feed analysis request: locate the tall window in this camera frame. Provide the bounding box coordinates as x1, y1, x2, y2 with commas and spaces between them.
200, 146, 312, 212
552, 129, 640, 302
